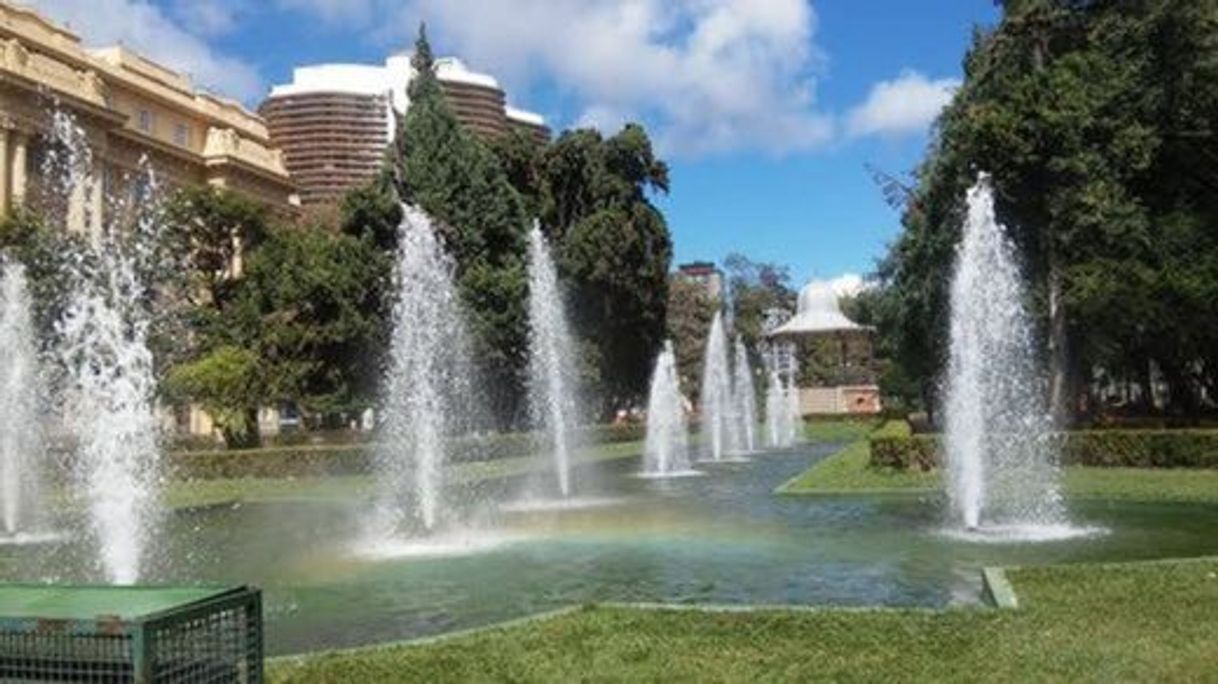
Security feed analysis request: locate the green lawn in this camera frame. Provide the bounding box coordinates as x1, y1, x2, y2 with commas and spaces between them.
776, 439, 939, 494
267, 556, 1218, 682
165, 440, 643, 509
777, 438, 1218, 503
801, 419, 884, 444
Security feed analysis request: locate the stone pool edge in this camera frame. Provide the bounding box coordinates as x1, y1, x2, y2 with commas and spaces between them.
981, 567, 1019, 609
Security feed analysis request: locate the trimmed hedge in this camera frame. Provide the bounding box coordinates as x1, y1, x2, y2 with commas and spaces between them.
870, 434, 937, 471
869, 427, 1218, 471
170, 444, 370, 480
1060, 430, 1218, 468
169, 422, 646, 480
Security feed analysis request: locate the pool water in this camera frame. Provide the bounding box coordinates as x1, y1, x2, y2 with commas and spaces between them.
3, 444, 1217, 655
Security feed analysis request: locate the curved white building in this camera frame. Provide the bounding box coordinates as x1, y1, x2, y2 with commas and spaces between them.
261, 55, 548, 205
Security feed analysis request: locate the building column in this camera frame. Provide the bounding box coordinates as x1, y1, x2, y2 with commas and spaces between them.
10, 131, 26, 207
0, 128, 10, 216
88, 169, 104, 235
67, 170, 86, 234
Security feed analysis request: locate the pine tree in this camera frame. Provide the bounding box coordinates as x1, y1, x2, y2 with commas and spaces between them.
387, 24, 531, 427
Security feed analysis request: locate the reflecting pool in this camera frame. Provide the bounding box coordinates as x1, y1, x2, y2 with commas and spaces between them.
2, 444, 1216, 655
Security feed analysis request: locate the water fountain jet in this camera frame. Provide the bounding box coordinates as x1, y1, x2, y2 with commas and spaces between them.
765, 372, 798, 448
942, 176, 1093, 542
0, 260, 47, 542
641, 341, 699, 478
699, 312, 732, 461
48, 110, 162, 583
368, 206, 473, 540
525, 225, 580, 498
729, 337, 758, 456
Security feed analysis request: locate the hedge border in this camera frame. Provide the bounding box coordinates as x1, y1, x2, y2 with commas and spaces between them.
869, 428, 1218, 471
169, 423, 646, 480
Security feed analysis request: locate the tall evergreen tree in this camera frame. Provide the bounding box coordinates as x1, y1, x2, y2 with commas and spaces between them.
387, 24, 531, 426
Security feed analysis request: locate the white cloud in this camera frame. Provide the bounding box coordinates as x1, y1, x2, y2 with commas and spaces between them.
276, 0, 833, 157
846, 70, 959, 139
21, 0, 262, 102
275, 0, 372, 25
171, 0, 240, 37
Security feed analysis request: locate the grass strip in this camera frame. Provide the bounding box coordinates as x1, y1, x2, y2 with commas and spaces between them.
267, 556, 1218, 683
778, 437, 1218, 503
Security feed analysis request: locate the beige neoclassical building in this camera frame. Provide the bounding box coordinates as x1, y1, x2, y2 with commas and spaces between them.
0, 2, 295, 231
0, 3, 299, 441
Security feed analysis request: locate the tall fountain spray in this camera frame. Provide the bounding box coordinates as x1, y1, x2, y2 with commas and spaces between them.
786, 377, 802, 442
764, 371, 798, 448
642, 341, 694, 476
699, 312, 732, 460
943, 176, 1070, 538
730, 337, 757, 454
0, 260, 44, 538
526, 225, 580, 497
372, 206, 472, 536
49, 110, 162, 583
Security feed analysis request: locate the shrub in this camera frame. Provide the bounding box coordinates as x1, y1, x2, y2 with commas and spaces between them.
1060, 430, 1218, 468
867, 427, 1218, 471
170, 444, 370, 480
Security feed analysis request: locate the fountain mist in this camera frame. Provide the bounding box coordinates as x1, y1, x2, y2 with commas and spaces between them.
0, 260, 44, 537
765, 372, 800, 448
643, 341, 693, 476
48, 110, 162, 583
730, 337, 757, 454
372, 206, 472, 536
525, 225, 580, 497
699, 312, 731, 460
943, 176, 1069, 537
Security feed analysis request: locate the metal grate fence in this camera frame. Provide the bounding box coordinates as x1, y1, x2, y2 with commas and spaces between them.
0, 586, 261, 683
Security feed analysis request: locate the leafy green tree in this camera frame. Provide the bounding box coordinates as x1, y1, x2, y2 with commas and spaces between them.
0, 207, 82, 344
722, 253, 796, 353
666, 276, 718, 400
339, 174, 402, 252
164, 345, 261, 447
227, 225, 390, 422
875, 0, 1218, 422
489, 128, 545, 218
523, 125, 673, 414
161, 183, 391, 444
162, 186, 269, 311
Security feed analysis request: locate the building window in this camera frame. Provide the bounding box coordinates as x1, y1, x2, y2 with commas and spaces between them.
137, 109, 153, 133
173, 122, 191, 147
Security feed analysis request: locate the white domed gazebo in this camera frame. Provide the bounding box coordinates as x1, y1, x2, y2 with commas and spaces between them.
766, 279, 881, 415
770, 281, 868, 338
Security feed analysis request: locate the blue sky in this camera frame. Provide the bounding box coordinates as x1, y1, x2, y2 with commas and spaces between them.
28, 0, 999, 284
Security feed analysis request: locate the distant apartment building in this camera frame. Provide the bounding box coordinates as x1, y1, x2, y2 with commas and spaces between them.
0, 2, 295, 229
676, 261, 724, 301
261, 55, 550, 206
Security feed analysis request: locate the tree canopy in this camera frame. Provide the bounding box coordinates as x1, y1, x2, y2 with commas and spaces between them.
497, 124, 674, 414
874, 0, 1218, 423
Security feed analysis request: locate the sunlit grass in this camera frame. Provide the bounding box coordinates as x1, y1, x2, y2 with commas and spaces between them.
165, 440, 644, 509
267, 557, 1218, 683
778, 432, 1218, 503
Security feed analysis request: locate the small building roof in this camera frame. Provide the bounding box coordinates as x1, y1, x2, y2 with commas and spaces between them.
769, 280, 869, 337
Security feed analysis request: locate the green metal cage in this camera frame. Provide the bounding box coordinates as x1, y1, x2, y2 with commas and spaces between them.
0, 584, 262, 683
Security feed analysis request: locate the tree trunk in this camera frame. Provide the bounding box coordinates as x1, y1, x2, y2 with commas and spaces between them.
222, 407, 262, 449
1138, 358, 1155, 411
1047, 257, 1072, 427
